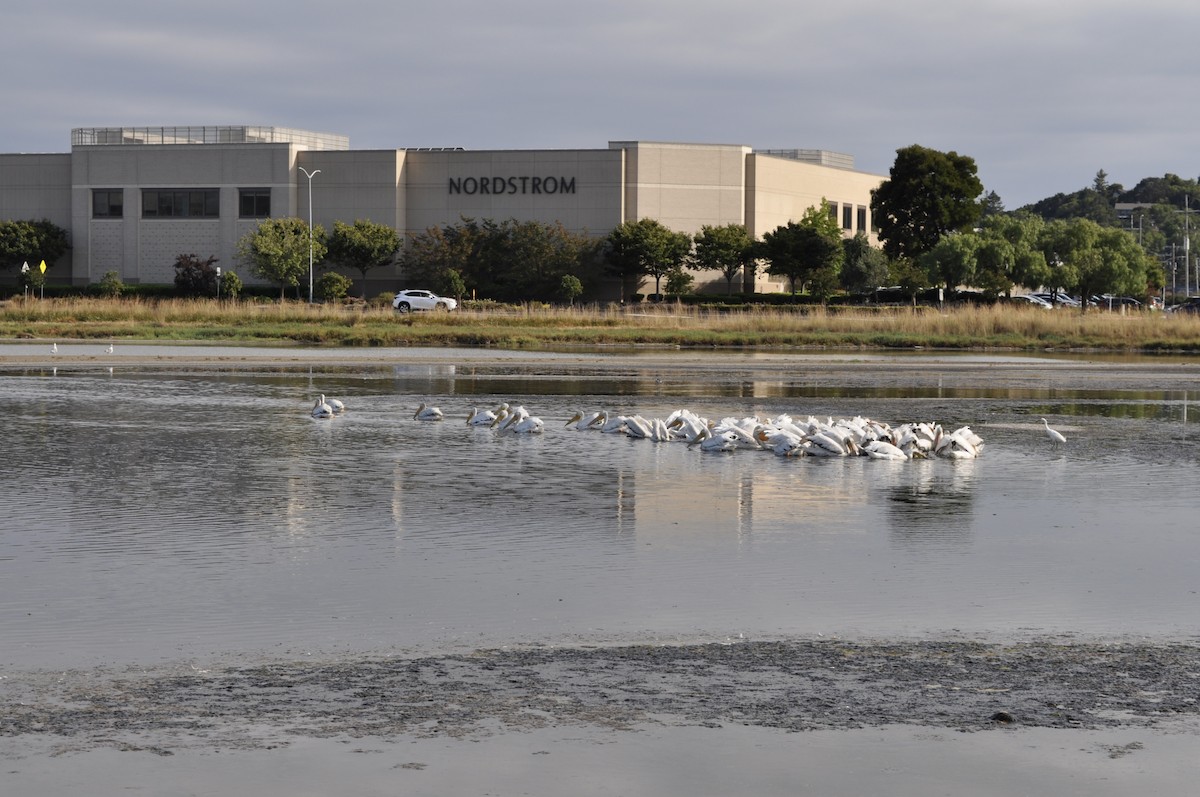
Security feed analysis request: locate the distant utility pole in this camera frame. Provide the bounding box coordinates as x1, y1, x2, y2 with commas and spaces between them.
1177, 196, 1197, 298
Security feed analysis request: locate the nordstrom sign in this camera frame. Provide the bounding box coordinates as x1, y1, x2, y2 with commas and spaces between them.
448, 176, 576, 196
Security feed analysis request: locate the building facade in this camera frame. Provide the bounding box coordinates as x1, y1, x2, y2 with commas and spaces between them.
0, 126, 884, 297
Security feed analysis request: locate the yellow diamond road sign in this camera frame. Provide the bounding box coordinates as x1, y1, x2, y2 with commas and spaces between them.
39, 260, 47, 274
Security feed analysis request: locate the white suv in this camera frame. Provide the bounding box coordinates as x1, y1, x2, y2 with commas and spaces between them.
392, 289, 458, 313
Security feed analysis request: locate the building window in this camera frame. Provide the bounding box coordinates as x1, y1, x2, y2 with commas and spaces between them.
841, 204, 853, 231
857, 206, 867, 232
92, 189, 123, 218
142, 189, 220, 218
827, 202, 838, 224
239, 188, 271, 218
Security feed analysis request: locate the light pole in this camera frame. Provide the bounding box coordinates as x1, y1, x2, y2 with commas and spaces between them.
299, 166, 321, 303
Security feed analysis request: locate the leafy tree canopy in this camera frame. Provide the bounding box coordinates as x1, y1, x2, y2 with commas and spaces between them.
757, 200, 845, 301
326, 219, 401, 296
871, 144, 983, 260
603, 218, 691, 300
237, 217, 327, 300
691, 223, 754, 294
0, 219, 70, 271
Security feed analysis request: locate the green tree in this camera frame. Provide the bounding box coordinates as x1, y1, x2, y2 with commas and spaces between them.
403, 218, 593, 303
437, 267, 467, 302
871, 144, 984, 260
325, 219, 401, 297
840, 232, 890, 294
1038, 219, 1154, 309
315, 271, 353, 302
603, 219, 691, 301
973, 213, 1049, 297
757, 200, 845, 300
889, 257, 931, 307
664, 264, 694, 296
559, 274, 583, 306
691, 223, 754, 294
0, 219, 70, 272
237, 217, 326, 301
919, 234, 978, 292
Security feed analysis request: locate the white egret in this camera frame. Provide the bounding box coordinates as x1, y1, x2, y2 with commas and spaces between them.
1041, 418, 1066, 446
414, 402, 443, 421
105, 342, 114, 354
51, 342, 58, 354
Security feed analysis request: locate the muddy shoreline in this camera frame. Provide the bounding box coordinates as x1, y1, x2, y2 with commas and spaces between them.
4, 638, 1199, 756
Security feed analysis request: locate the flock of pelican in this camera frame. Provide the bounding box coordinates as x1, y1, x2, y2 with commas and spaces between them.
560, 408, 987, 459
312, 396, 1069, 457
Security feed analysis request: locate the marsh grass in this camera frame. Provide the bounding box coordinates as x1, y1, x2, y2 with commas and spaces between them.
3, 296, 1200, 351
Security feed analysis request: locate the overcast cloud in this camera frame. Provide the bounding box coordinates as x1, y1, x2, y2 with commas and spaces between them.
5, 0, 1197, 208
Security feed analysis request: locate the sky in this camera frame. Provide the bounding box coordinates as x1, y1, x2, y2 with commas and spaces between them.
5, 0, 1198, 209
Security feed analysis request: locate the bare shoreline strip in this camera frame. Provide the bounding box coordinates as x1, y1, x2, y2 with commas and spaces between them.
4, 639, 1199, 754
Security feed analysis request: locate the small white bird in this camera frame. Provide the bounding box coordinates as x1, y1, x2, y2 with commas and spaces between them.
414, 402, 443, 421
105, 342, 114, 354
51, 342, 58, 354
1041, 418, 1066, 446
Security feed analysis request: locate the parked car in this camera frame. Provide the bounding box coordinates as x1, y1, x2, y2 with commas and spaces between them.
1032, 292, 1081, 307
1091, 295, 1141, 310
1168, 297, 1200, 314
392, 289, 458, 313
1014, 294, 1055, 309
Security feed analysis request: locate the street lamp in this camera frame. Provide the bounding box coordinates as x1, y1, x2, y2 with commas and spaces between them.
299, 166, 321, 303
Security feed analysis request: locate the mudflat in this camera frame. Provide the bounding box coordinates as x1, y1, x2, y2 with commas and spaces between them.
3, 344, 1200, 795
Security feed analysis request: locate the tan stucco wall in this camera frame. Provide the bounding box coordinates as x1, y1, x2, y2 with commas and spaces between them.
746, 153, 883, 292
403, 148, 625, 238
68, 143, 299, 284
618, 141, 749, 233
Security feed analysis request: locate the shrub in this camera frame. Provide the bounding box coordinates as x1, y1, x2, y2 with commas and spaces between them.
315, 271, 354, 302
219, 270, 243, 301
97, 270, 124, 297
173, 254, 220, 297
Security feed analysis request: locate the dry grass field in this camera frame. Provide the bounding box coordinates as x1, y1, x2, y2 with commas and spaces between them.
2, 297, 1199, 351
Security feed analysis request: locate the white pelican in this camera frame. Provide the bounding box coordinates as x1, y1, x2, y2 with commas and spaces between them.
864, 440, 909, 460
413, 402, 443, 421
311, 394, 334, 419
467, 406, 498, 426
1041, 418, 1066, 446
497, 406, 544, 433
327, 396, 346, 414
689, 427, 739, 452
565, 410, 606, 430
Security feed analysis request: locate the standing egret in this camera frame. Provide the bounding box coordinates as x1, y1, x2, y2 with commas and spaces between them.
51, 342, 58, 354
1041, 418, 1066, 446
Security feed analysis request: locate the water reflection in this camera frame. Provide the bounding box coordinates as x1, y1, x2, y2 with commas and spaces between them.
884, 459, 978, 545
2, 355, 1200, 668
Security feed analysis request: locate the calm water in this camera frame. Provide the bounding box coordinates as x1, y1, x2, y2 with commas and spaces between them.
2, 347, 1200, 668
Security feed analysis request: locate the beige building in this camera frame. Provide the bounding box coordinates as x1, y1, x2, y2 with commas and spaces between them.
0, 126, 883, 297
